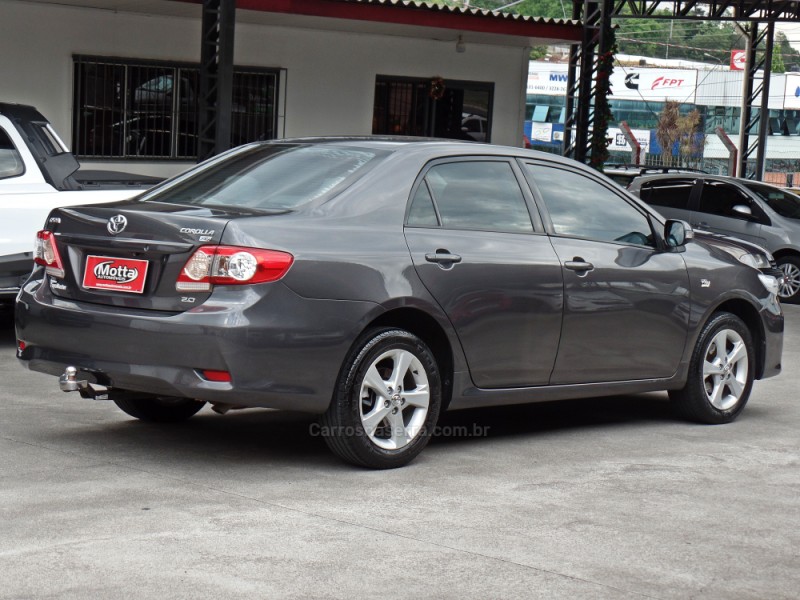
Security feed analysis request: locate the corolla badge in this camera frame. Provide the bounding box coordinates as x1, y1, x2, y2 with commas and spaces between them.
107, 215, 128, 235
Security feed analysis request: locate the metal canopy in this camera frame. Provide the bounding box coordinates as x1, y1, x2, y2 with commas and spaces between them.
192, 0, 583, 160
611, 0, 800, 21
566, 0, 800, 179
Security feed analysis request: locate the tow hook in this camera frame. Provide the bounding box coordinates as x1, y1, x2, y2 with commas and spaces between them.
59, 366, 109, 400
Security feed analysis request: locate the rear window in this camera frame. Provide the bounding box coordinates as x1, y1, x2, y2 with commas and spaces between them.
0, 126, 24, 180
142, 143, 389, 210
638, 179, 694, 210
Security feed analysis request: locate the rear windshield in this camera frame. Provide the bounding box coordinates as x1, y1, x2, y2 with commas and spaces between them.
742, 181, 800, 220
142, 143, 389, 210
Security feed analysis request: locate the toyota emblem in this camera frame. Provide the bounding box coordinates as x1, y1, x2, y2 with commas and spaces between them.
107, 215, 128, 235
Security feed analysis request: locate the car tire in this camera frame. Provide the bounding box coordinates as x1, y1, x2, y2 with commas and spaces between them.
669, 312, 754, 424
113, 396, 206, 422
777, 256, 800, 303
320, 328, 442, 469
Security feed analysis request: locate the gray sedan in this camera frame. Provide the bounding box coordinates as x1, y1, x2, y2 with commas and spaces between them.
16, 140, 783, 468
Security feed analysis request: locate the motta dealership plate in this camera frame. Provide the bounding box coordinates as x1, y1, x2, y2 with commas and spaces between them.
83, 255, 149, 294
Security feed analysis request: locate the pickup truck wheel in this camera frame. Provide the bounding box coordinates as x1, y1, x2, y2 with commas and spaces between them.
320, 328, 441, 469
669, 312, 754, 424
113, 396, 205, 422
777, 256, 800, 303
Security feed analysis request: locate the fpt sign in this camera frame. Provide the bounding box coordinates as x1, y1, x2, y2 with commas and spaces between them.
610, 68, 698, 102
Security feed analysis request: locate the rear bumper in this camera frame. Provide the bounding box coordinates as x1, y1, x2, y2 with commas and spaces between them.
16, 275, 377, 413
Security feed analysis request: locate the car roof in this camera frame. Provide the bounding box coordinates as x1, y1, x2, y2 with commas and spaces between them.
253, 136, 596, 170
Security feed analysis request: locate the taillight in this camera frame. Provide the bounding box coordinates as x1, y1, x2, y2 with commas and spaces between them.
33, 230, 65, 278
176, 246, 293, 292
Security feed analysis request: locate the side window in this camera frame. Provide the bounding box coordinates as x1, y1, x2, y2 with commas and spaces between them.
526, 163, 655, 247
407, 182, 439, 227
639, 179, 694, 209
698, 182, 754, 219
416, 161, 534, 233
0, 126, 25, 180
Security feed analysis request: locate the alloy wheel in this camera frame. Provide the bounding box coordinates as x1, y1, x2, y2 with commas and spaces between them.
358, 348, 430, 450
778, 262, 800, 299
702, 328, 749, 411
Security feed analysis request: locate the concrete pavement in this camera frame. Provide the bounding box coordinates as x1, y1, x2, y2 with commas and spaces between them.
0, 308, 798, 599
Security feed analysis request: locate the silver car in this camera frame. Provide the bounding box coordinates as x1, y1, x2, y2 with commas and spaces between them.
629, 173, 800, 302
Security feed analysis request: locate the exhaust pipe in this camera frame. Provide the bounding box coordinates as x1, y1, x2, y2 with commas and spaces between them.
59, 366, 108, 400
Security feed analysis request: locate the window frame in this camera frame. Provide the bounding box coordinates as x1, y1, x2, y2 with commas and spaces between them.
521, 159, 660, 249
404, 156, 544, 235
72, 55, 281, 161
697, 180, 771, 225
638, 178, 696, 211
373, 75, 494, 142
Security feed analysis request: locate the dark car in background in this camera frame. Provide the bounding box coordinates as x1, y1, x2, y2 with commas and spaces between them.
629, 173, 800, 302
16, 140, 783, 468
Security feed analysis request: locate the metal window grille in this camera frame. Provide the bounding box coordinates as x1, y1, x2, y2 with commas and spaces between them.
373, 76, 493, 142
73, 56, 278, 160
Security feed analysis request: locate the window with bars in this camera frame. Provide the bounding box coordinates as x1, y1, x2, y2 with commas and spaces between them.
373, 76, 493, 142
73, 56, 279, 160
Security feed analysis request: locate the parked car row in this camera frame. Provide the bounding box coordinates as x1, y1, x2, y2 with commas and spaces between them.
15, 139, 783, 468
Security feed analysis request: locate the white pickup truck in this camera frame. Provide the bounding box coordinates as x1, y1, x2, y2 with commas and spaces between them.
0, 102, 162, 309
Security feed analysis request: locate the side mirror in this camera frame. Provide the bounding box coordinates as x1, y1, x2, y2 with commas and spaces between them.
732, 204, 754, 219
665, 219, 693, 248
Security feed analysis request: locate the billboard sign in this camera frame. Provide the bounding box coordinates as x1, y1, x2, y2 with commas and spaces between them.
607, 127, 651, 153
527, 64, 569, 96
610, 68, 698, 102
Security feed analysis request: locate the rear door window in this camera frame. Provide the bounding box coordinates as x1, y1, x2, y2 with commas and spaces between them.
0, 126, 25, 180
408, 160, 534, 233
638, 179, 695, 209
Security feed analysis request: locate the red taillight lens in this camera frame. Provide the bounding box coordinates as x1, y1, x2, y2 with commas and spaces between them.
176, 246, 293, 292
201, 369, 232, 382
33, 230, 65, 278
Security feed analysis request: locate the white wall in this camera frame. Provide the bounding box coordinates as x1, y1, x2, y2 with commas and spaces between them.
0, 0, 528, 177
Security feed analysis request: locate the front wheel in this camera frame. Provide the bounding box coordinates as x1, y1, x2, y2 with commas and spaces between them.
777, 256, 800, 303
321, 328, 442, 469
669, 312, 754, 424
113, 396, 206, 422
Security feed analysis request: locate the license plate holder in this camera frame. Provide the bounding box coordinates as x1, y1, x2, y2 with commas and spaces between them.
83, 255, 149, 294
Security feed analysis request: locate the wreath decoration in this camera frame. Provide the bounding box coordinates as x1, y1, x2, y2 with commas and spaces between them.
590, 28, 617, 171
430, 76, 446, 100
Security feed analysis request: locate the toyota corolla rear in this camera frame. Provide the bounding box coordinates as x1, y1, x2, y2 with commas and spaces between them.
15, 141, 394, 413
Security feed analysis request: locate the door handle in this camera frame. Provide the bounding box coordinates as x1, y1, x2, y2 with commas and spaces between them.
693, 221, 709, 229
564, 258, 594, 273
425, 250, 462, 267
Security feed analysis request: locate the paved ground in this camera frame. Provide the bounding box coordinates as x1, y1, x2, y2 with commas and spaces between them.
0, 307, 798, 599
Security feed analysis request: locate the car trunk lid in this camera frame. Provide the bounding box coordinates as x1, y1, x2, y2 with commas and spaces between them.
43, 201, 238, 312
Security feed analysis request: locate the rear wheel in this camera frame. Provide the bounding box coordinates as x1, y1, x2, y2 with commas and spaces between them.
777, 256, 800, 303
669, 312, 754, 424
113, 396, 206, 422
321, 328, 442, 469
